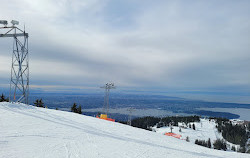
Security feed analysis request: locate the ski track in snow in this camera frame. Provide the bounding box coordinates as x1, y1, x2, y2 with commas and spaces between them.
0, 102, 249, 158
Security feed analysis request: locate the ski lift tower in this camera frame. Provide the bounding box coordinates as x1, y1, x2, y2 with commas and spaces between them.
100, 83, 116, 115
0, 20, 29, 104
127, 107, 135, 126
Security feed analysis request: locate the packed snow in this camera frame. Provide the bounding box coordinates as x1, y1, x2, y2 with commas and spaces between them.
0, 102, 248, 158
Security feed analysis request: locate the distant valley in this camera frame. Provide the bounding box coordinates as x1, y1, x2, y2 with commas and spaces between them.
27, 93, 250, 121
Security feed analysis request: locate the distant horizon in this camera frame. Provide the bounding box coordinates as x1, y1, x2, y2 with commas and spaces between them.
1, 84, 249, 105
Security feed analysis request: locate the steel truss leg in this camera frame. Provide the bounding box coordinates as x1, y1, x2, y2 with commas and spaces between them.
9, 30, 29, 104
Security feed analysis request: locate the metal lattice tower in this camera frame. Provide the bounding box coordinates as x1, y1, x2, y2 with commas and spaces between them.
0, 20, 29, 104
127, 107, 135, 126
100, 83, 116, 115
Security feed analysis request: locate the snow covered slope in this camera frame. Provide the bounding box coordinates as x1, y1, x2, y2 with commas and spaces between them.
0, 102, 248, 158
153, 119, 240, 150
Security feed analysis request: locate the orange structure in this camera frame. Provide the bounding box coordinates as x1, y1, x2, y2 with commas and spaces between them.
96, 114, 115, 122
164, 133, 182, 139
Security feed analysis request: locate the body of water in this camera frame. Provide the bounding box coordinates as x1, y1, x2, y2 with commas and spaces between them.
28, 93, 250, 121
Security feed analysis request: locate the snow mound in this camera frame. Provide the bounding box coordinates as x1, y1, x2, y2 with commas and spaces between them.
0, 102, 248, 158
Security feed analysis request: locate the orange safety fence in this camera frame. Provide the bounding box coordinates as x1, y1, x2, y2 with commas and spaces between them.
164, 132, 182, 139
96, 116, 115, 122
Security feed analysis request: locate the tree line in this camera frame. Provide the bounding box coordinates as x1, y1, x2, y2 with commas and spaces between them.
131, 115, 200, 130
195, 138, 212, 148
33, 99, 82, 115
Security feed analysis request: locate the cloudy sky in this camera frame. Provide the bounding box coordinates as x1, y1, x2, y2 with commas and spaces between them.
0, 0, 249, 103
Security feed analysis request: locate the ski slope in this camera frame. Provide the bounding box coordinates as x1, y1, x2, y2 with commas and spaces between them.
0, 102, 248, 158
153, 119, 219, 142
153, 119, 240, 150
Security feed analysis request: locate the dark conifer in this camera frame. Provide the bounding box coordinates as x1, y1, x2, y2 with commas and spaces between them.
38, 99, 45, 108
0, 93, 5, 102
208, 138, 211, 148
77, 105, 82, 114
34, 99, 39, 107
0, 93, 8, 102
213, 139, 227, 151
231, 146, 236, 151
71, 103, 78, 113
34, 99, 45, 108
195, 139, 198, 144
192, 124, 196, 130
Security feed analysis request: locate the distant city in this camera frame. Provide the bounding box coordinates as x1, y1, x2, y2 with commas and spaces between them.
26, 92, 250, 121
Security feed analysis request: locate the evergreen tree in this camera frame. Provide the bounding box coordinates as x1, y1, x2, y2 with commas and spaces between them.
238, 147, 246, 153
38, 99, 45, 108
231, 146, 236, 151
192, 124, 196, 130
0, 93, 8, 102
213, 139, 227, 151
0, 93, 5, 102
34, 99, 39, 107
195, 139, 198, 144
77, 105, 82, 114
208, 138, 211, 148
34, 99, 45, 108
71, 103, 78, 113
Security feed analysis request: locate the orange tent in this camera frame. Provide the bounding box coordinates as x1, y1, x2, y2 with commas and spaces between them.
164, 133, 182, 139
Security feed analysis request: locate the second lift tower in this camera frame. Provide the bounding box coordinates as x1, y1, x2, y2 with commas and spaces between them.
100, 83, 116, 116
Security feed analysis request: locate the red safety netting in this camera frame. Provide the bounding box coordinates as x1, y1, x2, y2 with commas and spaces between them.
164, 133, 182, 139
